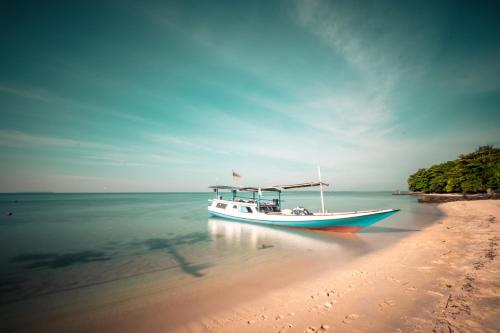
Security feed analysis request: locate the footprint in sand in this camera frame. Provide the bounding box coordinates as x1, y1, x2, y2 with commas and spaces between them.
342, 313, 360, 324
325, 289, 334, 297
323, 301, 336, 309
278, 324, 292, 333
305, 324, 329, 332
379, 299, 396, 309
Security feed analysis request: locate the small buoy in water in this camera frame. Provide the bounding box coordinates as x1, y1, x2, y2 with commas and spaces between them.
7, 212, 13, 216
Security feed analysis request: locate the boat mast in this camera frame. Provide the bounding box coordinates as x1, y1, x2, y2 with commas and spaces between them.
318, 166, 325, 214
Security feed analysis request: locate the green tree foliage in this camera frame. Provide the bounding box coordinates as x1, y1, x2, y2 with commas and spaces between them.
407, 146, 500, 193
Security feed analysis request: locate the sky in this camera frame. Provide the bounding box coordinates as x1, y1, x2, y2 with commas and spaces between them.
1, 0, 499, 192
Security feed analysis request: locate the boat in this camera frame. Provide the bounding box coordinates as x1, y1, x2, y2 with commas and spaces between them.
208, 170, 400, 233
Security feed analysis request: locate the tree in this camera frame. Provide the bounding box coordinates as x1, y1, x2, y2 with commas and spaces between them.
407, 146, 500, 193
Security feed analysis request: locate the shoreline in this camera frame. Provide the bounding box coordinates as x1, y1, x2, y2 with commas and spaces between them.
415, 192, 500, 203
202, 200, 500, 332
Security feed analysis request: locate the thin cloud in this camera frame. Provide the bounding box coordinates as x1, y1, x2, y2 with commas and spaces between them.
0, 130, 189, 168
0, 85, 51, 102
0, 130, 115, 150
147, 133, 229, 155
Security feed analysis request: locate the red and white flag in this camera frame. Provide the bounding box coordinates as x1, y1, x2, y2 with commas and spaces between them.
232, 170, 242, 180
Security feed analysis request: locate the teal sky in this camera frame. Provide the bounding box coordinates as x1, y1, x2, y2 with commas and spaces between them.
1, 0, 499, 192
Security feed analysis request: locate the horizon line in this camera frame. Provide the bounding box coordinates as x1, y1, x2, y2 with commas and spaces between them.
0, 190, 402, 194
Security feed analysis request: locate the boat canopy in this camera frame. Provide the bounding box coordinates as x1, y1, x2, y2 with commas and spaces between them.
273, 181, 329, 189
208, 181, 329, 192
208, 185, 236, 190
208, 185, 280, 192
240, 187, 281, 192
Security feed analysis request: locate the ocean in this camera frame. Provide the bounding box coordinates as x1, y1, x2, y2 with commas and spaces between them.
0, 191, 440, 329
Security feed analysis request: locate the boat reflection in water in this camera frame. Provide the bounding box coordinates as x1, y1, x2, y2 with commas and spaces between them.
207, 217, 370, 259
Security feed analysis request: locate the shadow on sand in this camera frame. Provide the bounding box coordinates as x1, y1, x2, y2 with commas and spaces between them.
11, 251, 111, 269
142, 233, 212, 277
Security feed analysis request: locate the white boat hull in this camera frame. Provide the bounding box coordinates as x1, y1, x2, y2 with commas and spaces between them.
208, 201, 399, 232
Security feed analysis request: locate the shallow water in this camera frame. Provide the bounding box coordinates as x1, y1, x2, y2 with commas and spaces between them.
0, 192, 440, 315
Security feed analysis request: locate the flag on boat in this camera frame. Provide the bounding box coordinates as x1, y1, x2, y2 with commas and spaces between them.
232, 170, 242, 180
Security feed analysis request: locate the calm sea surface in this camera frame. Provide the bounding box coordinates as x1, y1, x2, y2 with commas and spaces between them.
0, 191, 440, 309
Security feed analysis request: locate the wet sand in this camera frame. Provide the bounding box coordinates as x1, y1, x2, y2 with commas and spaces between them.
4, 200, 499, 332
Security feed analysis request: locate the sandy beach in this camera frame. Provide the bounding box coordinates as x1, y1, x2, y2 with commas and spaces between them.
5, 200, 499, 333
199, 200, 500, 333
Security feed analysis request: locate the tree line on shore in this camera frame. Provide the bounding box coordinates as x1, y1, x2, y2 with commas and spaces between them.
408, 145, 500, 193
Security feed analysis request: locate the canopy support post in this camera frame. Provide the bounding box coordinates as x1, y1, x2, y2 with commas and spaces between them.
278, 191, 281, 211
318, 166, 325, 214
257, 187, 261, 211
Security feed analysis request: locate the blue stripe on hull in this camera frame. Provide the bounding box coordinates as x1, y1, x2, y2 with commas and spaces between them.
208, 210, 399, 229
